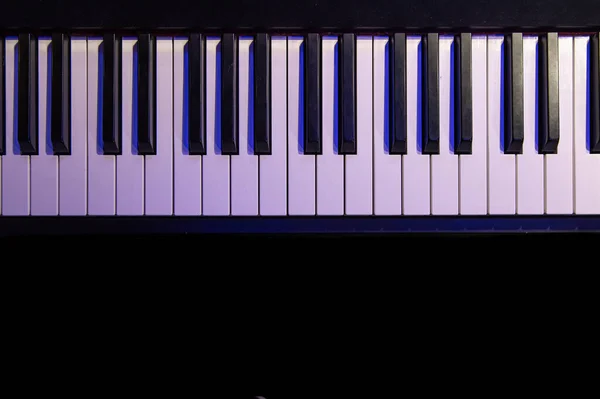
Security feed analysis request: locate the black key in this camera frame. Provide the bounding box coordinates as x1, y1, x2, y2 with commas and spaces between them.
0, 37, 5, 156
305, 33, 322, 155
51, 33, 71, 155
102, 33, 122, 155
254, 33, 271, 155
188, 33, 206, 155
137, 33, 156, 155
221, 33, 238, 155
422, 33, 439, 154
339, 33, 356, 154
454, 33, 472, 155
390, 33, 407, 154
503, 32, 524, 154
589, 33, 600, 154
17, 33, 38, 155
538, 32, 559, 154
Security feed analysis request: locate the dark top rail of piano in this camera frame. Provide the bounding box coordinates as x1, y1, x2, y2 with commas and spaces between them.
1, 0, 600, 32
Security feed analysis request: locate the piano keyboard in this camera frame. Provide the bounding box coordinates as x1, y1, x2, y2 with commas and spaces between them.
0, 32, 599, 217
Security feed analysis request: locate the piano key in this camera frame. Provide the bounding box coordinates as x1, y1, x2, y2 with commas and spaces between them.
0, 37, 4, 156
422, 32, 439, 154
459, 35, 487, 215
590, 33, 600, 153
254, 33, 271, 155
173, 37, 201, 215
102, 33, 121, 155
537, 32, 559, 154
373, 35, 402, 215
50, 33, 71, 155
231, 36, 258, 216
339, 33, 356, 154
431, 35, 458, 215
287, 36, 316, 215
87, 37, 116, 215
546, 36, 574, 214
203, 36, 230, 215
221, 33, 238, 155
144, 36, 173, 215
454, 32, 472, 154
516, 35, 543, 215
574, 35, 600, 214
403, 35, 430, 215
304, 33, 321, 155
188, 33, 206, 155
259, 36, 287, 215
116, 37, 145, 215
345, 35, 372, 215
18, 33, 38, 155
488, 35, 516, 214
136, 33, 157, 155
317, 36, 344, 215
30, 37, 58, 216
2, 37, 30, 215
503, 32, 524, 154
390, 33, 407, 154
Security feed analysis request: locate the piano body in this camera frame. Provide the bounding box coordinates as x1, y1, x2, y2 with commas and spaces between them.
1, 0, 600, 235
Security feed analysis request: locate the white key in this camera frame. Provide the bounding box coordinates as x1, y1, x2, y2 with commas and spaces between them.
87, 37, 116, 215
231, 36, 258, 215
516, 35, 544, 214
431, 35, 458, 215
117, 38, 145, 215
487, 35, 516, 214
202, 37, 230, 215
145, 37, 173, 215
574, 36, 600, 214
287, 36, 316, 215
31, 37, 58, 216
345, 35, 373, 215
546, 36, 574, 214
403, 36, 430, 215
373, 36, 402, 215
1, 38, 30, 215
460, 35, 487, 215
59, 37, 88, 215
317, 36, 344, 215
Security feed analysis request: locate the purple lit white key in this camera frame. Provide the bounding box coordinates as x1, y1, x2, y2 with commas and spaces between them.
373, 36, 401, 215
487, 35, 516, 215
259, 36, 287, 216
431, 35, 458, 215
1, 37, 30, 216
403, 35, 430, 215
145, 37, 173, 215
459, 35, 487, 215
231, 36, 258, 215
117, 37, 145, 215
31, 37, 58, 216
87, 37, 116, 215
202, 36, 230, 215
173, 37, 201, 215
59, 37, 88, 215
287, 36, 316, 215
345, 36, 373, 215
317, 36, 344, 216
545, 36, 574, 214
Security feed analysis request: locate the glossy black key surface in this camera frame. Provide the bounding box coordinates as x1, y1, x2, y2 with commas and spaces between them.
17, 33, 38, 155
538, 32, 559, 154
137, 33, 156, 155
102, 33, 122, 155
503, 32, 524, 154
390, 33, 407, 155
422, 33, 439, 154
339, 33, 356, 154
254, 33, 271, 155
51, 33, 71, 155
0, 38, 4, 156
454, 32, 472, 155
188, 33, 206, 155
590, 33, 600, 153
304, 33, 322, 155
221, 33, 238, 155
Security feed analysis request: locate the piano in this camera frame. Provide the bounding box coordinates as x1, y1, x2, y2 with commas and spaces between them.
1, 0, 600, 235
